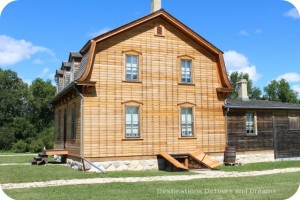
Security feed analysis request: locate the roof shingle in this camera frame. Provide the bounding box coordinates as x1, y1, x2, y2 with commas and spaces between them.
225, 99, 300, 110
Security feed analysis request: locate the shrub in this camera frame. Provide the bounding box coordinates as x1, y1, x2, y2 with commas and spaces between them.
12, 140, 28, 153
28, 139, 44, 153
39, 126, 54, 149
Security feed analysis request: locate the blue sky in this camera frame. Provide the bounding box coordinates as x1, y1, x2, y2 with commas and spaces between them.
0, 0, 299, 95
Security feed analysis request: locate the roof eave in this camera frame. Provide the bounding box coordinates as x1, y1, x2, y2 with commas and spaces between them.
224, 105, 300, 110
51, 82, 76, 104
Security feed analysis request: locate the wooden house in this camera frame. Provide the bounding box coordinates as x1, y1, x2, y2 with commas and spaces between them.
225, 79, 300, 161
50, 3, 234, 170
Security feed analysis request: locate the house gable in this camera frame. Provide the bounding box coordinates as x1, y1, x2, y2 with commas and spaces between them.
77, 9, 233, 92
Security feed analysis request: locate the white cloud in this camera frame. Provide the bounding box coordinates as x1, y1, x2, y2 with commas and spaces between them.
0, 35, 54, 66
224, 51, 262, 81
87, 27, 111, 38
276, 73, 300, 82
238, 30, 249, 36
33, 58, 43, 65
38, 67, 55, 81
292, 85, 300, 94
284, 8, 300, 19
39, 67, 50, 77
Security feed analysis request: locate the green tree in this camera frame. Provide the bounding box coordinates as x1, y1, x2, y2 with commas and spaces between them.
0, 68, 28, 126
27, 78, 56, 132
0, 125, 15, 150
0, 68, 56, 152
228, 72, 262, 100
263, 79, 298, 103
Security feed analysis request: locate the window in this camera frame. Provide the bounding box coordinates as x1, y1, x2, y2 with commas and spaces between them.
57, 110, 61, 139
154, 25, 165, 36
181, 59, 192, 83
289, 115, 300, 130
125, 55, 139, 81
246, 112, 257, 135
70, 104, 76, 139
125, 106, 140, 138
181, 107, 194, 137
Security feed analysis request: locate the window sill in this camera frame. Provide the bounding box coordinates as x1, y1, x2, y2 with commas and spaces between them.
122, 80, 142, 84
122, 138, 143, 141
154, 34, 165, 37
178, 137, 197, 140
178, 83, 195, 86
244, 134, 258, 137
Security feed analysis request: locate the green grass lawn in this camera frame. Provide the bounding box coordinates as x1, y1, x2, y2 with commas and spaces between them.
0, 155, 35, 164
216, 160, 300, 172
0, 165, 193, 184
0, 154, 55, 164
4, 172, 300, 200
1, 159, 299, 199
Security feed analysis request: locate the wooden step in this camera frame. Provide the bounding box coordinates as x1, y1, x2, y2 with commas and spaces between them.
38, 153, 48, 158
30, 160, 37, 165
189, 150, 221, 169
159, 152, 188, 170
34, 156, 42, 161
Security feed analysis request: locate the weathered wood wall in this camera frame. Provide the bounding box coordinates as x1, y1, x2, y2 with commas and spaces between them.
54, 92, 82, 157
227, 109, 274, 152
82, 17, 226, 160
274, 111, 300, 159
227, 109, 300, 158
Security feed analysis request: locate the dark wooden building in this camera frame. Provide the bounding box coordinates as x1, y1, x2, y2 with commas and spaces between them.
225, 97, 300, 159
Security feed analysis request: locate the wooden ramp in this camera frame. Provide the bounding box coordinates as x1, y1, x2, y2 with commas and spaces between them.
189, 150, 221, 169
159, 152, 188, 170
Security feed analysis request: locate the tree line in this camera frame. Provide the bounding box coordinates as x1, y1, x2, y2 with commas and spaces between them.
229, 72, 300, 104
0, 68, 56, 152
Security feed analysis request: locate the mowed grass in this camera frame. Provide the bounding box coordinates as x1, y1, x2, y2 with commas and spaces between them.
5, 172, 300, 200
216, 160, 300, 172
0, 155, 35, 164
0, 165, 194, 184
0, 154, 55, 164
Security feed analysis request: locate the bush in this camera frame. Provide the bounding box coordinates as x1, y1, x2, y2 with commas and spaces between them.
28, 138, 44, 153
39, 126, 54, 149
12, 140, 28, 153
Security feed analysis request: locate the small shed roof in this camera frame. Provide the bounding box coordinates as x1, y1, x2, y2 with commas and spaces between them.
225, 99, 300, 110
55, 70, 63, 76
69, 52, 82, 61
61, 62, 71, 70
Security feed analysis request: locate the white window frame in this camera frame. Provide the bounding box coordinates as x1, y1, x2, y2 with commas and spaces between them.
125, 106, 140, 138
245, 112, 257, 136
181, 59, 192, 84
181, 107, 194, 137
125, 55, 139, 81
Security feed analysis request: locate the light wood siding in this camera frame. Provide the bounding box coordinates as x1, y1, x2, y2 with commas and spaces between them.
81, 18, 226, 160
54, 94, 82, 157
